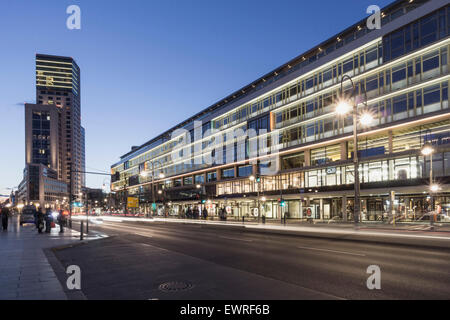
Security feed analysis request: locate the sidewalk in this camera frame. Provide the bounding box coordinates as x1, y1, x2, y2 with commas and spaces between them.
0, 216, 85, 300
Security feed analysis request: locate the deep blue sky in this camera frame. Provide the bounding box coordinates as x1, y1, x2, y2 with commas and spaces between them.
0, 0, 392, 195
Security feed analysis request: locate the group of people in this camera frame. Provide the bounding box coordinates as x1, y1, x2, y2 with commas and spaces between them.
184, 207, 209, 220
0, 206, 11, 231
33, 208, 66, 234
219, 207, 227, 221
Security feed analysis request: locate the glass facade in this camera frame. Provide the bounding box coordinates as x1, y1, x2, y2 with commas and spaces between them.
111, 2, 450, 221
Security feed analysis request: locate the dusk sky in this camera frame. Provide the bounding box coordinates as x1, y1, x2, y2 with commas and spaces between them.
0, 0, 392, 195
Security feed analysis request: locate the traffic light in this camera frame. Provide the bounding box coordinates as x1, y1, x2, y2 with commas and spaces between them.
256, 174, 261, 183
201, 199, 206, 204
278, 198, 286, 207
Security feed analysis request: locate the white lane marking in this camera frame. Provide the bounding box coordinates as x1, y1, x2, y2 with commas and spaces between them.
296, 246, 366, 257
134, 232, 153, 238
218, 236, 253, 242
99, 222, 153, 237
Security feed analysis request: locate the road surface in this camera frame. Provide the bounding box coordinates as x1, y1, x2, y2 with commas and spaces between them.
58, 219, 450, 300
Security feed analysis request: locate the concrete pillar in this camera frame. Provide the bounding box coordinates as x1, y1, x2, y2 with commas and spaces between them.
216, 168, 222, 181
300, 199, 303, 219
252, 164, 258, 175
340, 141, 348, 161
390, 190, 396, 218
319, 198, 324, 221
305, 149, 311, 167
342, 195, 347, 222
388, 130, 393, 154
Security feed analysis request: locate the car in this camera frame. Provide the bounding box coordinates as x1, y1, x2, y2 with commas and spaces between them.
20, 205, 36, 226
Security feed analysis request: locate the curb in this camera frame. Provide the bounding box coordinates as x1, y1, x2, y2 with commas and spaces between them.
43, 247, 87, 300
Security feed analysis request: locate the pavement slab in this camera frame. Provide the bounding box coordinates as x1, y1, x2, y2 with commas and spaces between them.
0, 217, 99, 300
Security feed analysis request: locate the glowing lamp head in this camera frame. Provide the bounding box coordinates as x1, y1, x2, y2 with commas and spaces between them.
158, 173, 165, 179
140, 171, 148, 177
360, 112, 374, 126
336, 100, 351, 115
421, 145, 434, 156
158, 190, 162, 195
261, 196, 267, 202
430, 184, 440, 192
249, 175, 255, 181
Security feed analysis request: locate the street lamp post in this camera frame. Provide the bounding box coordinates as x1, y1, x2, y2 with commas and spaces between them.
250, 175, 262, 223
140, 160, 165, 216
421, 143, 438, 227
336, 75, 373, 225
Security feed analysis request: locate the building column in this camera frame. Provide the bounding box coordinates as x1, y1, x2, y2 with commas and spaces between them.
299, 198, 303, 219
305, 149, 311, 167
390, 190, 396, 218
216, 168, 221, 181
342, 195, 347, 222
319, 198, 324, 221
388, 130, 393, 154
252, 164, 258, 176
340, 141, 348, 161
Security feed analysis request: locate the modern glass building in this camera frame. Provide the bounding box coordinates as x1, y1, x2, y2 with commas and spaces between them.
111, 0, 450, 222
36, 54, 84, 199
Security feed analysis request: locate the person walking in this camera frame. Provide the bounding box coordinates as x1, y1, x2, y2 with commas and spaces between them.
202, 207, 208, 220
1, 206, 10, 231
57, 209, 65, 233
33, 207, 39, 229
44, 208, 52, 233
37, 208, 44, 233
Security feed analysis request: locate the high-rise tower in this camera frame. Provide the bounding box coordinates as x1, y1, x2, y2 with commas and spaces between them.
35, 54, 84, 198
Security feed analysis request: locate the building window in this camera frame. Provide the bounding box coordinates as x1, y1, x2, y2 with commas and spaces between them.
238, 165, 252, 177
207, 171, 217, 182
311, 144, 341, 165
194, 174, 204, 184
282, 152, 305, 170
221, 168, 235, 179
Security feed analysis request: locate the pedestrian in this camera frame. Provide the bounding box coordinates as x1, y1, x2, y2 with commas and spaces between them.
219, 207, 226, 221
1, 206, 10, 231
33, 207, 38, 229
36, 208, 44, 233
194, 207, 199, 219
187, 207, 192, 219
202, 207, 208, 220
57, 210, 65, 233
44, 208, 52, 233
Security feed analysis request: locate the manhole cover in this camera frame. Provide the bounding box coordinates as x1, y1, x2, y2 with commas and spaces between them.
158, 281, 194, 292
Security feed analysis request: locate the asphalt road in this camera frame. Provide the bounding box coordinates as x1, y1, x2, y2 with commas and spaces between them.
61, 219, 450, 300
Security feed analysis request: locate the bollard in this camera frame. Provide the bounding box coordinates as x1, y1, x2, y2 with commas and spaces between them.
262, 215, 266, 224
80, 221, 84, 241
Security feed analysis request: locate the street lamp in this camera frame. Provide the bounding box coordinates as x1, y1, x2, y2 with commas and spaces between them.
336, 74, 372, 224
421, 143, 436, 225
140, 160, 165, 215
249, 174, 263, 222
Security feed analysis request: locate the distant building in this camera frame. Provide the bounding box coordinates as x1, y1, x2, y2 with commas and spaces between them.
17, 54, 85, 209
